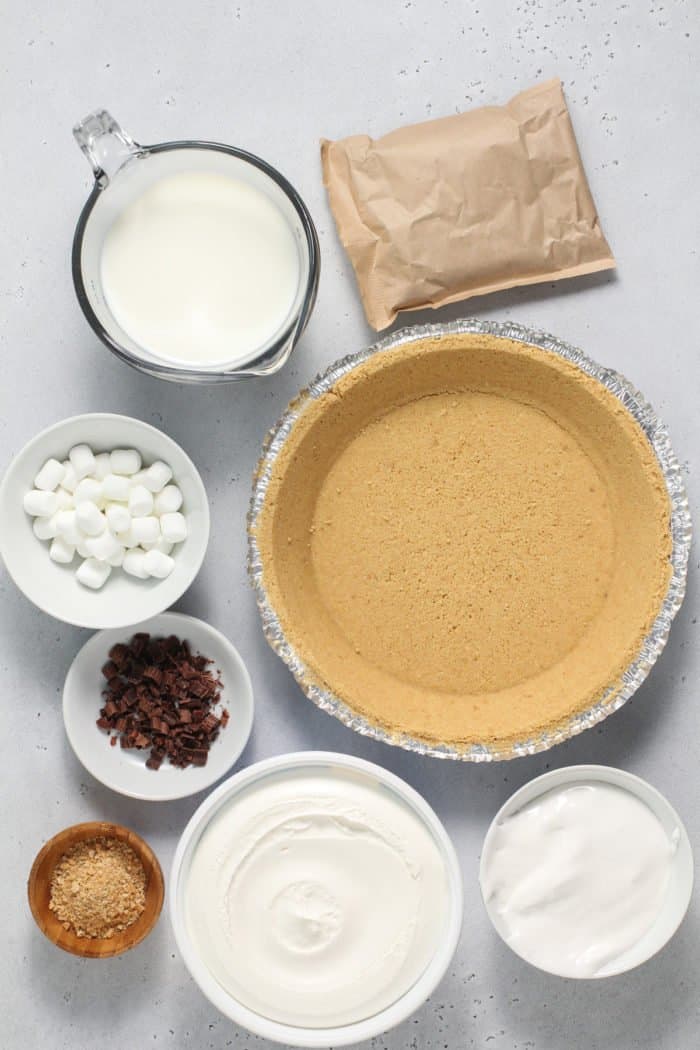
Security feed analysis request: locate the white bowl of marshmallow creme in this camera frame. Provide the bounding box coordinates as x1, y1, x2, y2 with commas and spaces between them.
480, 764, 693, 979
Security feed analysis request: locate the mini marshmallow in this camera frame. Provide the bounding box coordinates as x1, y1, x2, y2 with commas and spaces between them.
26, 445, 182, 592
116, 527, 139, 549
76, 557, 111, 590
142, 537, 173, 555
33, 514, 59, 541
85, 529, 123, 562
142, 461, 173, 493
130, 515, 160, 546
74, 477, 103, 505
110, 448, 142, 475
154, 485, 183, 515
122, 549, 149, 579
143, 549, 175, 579
106, 503, 131, 534
75, 501, 106, 537
128, 484, 154, 517
55, 509, 83, 547
60, 461, 78, 493
34, 458, 66, 492
160, 511, 187, 544
24, 489, 59, 517
76, 538, 93, 559
56, 488, 74, 510
93, 452, 112, 480
69, 443, 96, 481
102, 473, 131, 501
49, 537, 75, 565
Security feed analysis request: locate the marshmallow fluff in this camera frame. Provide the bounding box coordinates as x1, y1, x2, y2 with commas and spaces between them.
480, 782, 679, 978
185, 766, 450, 1029
100, 171, 301, 369
24, 445, 186, 589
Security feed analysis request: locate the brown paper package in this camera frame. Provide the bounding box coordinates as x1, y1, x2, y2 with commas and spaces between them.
321, 79, 615, 330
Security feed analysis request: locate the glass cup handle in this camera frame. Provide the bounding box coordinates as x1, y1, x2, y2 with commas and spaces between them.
73, 110, 141, 186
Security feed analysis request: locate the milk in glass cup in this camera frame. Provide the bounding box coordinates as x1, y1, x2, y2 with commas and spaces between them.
72, 111, 319, 383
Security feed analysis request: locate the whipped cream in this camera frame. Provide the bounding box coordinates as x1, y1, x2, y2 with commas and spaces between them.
481, 782, 679, 978
185, 767, 449, 1027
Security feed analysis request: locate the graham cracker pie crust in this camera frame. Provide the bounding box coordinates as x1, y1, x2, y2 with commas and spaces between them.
254, 333, 672, 750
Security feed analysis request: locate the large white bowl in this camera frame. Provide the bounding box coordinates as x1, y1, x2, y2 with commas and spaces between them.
479, 764, 693, 978
0, 413, 209, 629
63, 612, 254, 802
170, 751, 464, 1047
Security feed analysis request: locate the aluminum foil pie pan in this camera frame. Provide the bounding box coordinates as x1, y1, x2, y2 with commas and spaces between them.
247, 319, 692, 761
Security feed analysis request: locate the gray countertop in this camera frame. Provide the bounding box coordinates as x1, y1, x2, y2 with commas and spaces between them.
1, 2, 698, 1048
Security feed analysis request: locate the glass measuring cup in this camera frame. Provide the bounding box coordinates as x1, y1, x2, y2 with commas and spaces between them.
72, 111, 319, 383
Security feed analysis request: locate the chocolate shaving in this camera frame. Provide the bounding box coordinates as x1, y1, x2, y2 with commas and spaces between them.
101, 661, 120, 681
200, 713, 220, 734
97, 633, 227, 771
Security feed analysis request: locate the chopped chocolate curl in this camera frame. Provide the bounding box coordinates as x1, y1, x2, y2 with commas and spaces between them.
97, 633, 229, 771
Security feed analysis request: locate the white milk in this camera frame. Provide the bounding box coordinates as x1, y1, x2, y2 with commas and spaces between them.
100, 171, 300, 368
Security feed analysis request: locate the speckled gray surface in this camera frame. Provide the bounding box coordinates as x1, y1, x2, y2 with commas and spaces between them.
1, 2, 698, 1048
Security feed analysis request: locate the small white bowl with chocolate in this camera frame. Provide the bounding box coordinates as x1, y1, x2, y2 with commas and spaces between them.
63, 612, 254, 801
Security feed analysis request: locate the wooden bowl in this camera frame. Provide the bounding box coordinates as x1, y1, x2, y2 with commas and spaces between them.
27, 821, 164, 958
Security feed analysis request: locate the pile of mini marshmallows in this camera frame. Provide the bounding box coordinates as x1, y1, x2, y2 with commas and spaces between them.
23, 445, 187, 589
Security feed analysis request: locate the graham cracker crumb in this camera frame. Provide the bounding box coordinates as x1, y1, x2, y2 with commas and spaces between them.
48, 836, 146, 939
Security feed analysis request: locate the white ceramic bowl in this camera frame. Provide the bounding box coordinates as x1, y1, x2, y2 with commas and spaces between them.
63, 612, 254, 802
0, 413, 209, 628
170, 751, 464, 1047
479, 764, 693, 978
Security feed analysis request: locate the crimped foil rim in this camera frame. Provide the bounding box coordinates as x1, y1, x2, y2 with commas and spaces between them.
247, 319, 692, 762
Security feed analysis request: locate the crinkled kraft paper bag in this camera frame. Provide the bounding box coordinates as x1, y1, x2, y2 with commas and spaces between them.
321, 79, 615, 330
